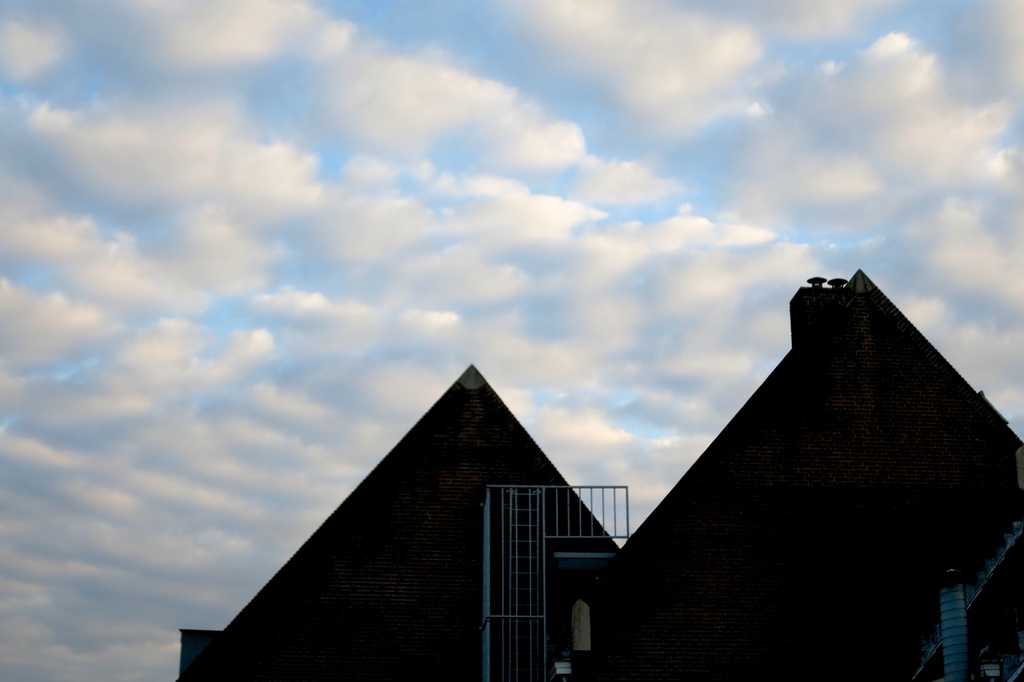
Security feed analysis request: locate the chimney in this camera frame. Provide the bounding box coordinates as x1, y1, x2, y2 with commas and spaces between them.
789, 276, 851, 350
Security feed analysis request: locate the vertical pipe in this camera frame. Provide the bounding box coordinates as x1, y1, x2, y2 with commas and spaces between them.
503, 489, 510, 682
482, 489, 491, 682
568, 487, 574, 537
613, 489, 617, 536
539, 488, 546, 682
939, 569, 970, 682
618, 489, 626, 536
554, 487, 560, 538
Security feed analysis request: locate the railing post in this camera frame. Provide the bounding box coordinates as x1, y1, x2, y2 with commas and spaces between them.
482, 487, 491, 682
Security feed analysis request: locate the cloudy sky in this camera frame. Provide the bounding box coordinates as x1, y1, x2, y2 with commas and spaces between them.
2, 0, 1024, 679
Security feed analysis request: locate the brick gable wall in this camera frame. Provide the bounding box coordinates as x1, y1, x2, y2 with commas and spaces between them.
178, 368, 574, 681
580, 278, 1024, 681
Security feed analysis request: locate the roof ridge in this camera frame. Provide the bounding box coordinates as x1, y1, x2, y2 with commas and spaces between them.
848, 268, 876, 293
456, 363, 487, 389
850, 270, 1012, 431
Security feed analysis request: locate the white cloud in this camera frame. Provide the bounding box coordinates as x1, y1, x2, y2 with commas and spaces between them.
154, 0, 323, 68
528, 403, 710, 526
0, 205, 214, 315
153, 205, 276, 296
305, 190, 438, 262
831, 33, 1009, 181
397, 309, 461, 336
898, 295, 949, 333
110, 320, 274, 395
733, 141, 884, 219
9, 320, 274, 430
0, 21, 64, 79
0, 186, 277, 315
448, 191, 603, 242
434, 173, 606, 244
317, 42, 587, 169
0, 210, 101, 264
359, 362, 472, 421
248, 382, 334, 425
62, 479, 143, 517
251, 289, 357, 318
922, 198, 1024, 307
504, 0, 762, 130
571, 156, 682, 206
112, 319, 204, 372
731, 31, 1013, 222
536, 405, 634, 453
389, 244, 531, 306
949, 0, 1024, 97
648, 242, 815, 316
81, 249, 171, 310
462, 317, 596, 384
0, 431, 83, 470
0, 363, 22, 412
985, 0, 1024, 92
592, 208, 776, 254
778, 155, 883, 202
217, 329, 276, 377
250, 288, 384, 353
0, 280, 115, 369
27, 102, 322, 218
700, 0, 899, 39
486, 106, 587, 170
341, 155, 405, 189
989, 147, 1024, 190
126, 412, 354, 506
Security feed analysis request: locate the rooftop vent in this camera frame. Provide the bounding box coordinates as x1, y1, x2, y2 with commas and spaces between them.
792, 276, 851, 349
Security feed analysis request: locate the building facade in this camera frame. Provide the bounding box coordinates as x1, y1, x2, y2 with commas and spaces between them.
177, 271, 1024, 681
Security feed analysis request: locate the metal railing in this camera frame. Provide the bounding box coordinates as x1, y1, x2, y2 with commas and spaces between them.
542, 485, 630, 539
482, 485, 630, 682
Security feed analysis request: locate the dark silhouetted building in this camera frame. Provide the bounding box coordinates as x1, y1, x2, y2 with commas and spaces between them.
177, 271, 1024, 681
177, 364, 624, 681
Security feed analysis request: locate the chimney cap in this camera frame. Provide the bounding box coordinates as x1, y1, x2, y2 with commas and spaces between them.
827, 278, 848, 288
807, 277, 827, 288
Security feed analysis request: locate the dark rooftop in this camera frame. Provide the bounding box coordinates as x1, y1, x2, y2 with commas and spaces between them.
177, 364, 580, 680
580, 270, 1024, 681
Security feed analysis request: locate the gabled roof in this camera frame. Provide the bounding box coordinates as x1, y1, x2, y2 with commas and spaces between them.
582, 271, 1024, 682
178, 365, 573, 680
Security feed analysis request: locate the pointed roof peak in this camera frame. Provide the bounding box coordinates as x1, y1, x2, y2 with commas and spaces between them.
848, 269, 876, 293
179, 361, 569, 680
789, 269, 1013, 430
456, 364, 487, 390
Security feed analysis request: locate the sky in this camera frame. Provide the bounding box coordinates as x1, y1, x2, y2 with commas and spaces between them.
1, 0, 1024, 679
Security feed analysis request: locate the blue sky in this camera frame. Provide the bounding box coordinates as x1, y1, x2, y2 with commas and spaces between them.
1, 1, 1024, 679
